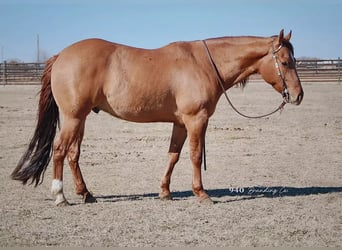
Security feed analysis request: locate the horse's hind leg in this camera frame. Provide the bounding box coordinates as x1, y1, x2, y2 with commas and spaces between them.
66, 120, 96, 203
51, 116, 92, 205
51, 120, 75, 206
159, 123, 187, 200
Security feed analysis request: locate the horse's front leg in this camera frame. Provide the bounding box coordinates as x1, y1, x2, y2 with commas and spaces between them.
184, 112, 212, 203
159, 123, 187, 200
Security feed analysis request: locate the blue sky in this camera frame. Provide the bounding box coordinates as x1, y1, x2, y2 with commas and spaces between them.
0, 0, 341, 62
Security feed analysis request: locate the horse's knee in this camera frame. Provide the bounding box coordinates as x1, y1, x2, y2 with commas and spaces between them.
190, 152, 202, 166
168, 152, 180, 165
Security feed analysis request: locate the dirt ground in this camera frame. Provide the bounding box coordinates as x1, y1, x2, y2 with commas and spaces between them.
0, 82, 341, 247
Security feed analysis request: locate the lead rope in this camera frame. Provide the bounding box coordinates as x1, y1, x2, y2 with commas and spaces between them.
201, 40, 287, 171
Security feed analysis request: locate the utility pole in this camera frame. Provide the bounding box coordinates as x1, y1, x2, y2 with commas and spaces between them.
37, 34, 40, 63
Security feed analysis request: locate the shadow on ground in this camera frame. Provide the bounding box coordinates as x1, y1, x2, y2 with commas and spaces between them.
95, 186, 342, 203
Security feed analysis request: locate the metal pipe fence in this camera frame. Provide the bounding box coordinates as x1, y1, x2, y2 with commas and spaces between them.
1, 59, 341, 85
1, 61, 45, 85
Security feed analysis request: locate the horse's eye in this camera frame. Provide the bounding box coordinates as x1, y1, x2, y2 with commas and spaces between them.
281, 61, 288, 66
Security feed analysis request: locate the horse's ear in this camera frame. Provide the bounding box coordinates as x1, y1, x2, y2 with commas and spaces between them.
275, 29, 284, 47
284, 30, 292, 41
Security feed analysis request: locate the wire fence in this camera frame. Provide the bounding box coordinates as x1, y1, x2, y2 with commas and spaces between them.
0, 58, 341, 85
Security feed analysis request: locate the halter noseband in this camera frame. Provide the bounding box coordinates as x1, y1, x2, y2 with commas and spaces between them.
272, 43, 290, 103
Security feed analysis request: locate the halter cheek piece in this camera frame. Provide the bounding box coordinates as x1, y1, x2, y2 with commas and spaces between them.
272, 43, 290, 103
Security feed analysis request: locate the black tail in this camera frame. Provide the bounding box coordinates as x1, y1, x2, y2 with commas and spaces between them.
11, 55, 59, 186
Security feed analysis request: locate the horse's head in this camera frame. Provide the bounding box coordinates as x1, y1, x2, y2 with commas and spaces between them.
259, 29, 304, 105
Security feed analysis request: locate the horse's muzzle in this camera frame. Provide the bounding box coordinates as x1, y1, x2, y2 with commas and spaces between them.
290, 90, 304, 105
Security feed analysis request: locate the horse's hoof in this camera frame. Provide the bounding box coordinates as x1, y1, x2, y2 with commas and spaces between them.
198, 195, 214, 205
159, 192, 172, 201
83, 192, 97, 203
56, 199, 70, 207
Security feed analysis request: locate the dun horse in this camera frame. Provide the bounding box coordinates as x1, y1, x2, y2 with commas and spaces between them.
12, 29, 303, 205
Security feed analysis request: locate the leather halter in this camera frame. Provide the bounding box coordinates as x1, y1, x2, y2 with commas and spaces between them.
202, 40, 287, 119
272, 43, 290, 102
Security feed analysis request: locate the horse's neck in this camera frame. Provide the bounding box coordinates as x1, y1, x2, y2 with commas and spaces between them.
206, 37, 271, 89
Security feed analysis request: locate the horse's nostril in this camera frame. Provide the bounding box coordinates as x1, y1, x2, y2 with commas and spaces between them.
297, 91, 304, 104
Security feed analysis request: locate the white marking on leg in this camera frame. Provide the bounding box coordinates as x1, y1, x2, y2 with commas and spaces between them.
51, 179, 63, 195
51, 179, 67, 205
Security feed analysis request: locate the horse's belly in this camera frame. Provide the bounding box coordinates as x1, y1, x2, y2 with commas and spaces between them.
101, 96, 178, 123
